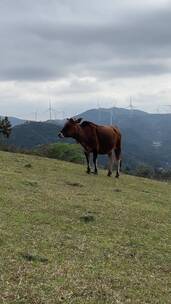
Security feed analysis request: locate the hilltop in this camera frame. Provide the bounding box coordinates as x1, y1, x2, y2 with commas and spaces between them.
0, 151, 170, 303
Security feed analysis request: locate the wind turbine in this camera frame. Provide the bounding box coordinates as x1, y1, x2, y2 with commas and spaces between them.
97, 100, 101, 123
128, 96, 134, 113
125, 96, 139, 117
163, 105, 171, 113
27, 110, 39, 122
33, 110, 38, 121
109, 99, 118, 124
51, 109, 65, 120
156, 105, 166, 114
48, 100, 52, 120
44, 101, 66, 121
109, 108, 113, 125
44, 101, 56, 120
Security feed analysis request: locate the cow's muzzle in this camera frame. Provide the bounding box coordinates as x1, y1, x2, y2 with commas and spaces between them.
58, 132, 64, 138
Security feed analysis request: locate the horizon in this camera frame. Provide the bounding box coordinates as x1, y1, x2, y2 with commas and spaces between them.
1, 105, 171, 122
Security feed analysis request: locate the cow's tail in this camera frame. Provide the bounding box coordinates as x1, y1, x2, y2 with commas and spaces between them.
113, 128, 122, 175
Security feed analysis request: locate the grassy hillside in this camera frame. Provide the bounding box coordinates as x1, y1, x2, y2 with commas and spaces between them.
0, 151, 170, 304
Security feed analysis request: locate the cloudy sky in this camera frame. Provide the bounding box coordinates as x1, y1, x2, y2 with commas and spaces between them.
0, 0, 171, 120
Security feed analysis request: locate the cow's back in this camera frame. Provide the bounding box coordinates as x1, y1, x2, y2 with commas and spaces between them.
80, 121, 120, 154
96, 125, 117, 154
80, 121, 98, 151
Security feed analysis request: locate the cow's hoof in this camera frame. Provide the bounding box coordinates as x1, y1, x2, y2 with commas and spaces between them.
115, 174, 119, 178
86, 169, 91, 174
107, 171, 112, 177
93, 171, 98, 175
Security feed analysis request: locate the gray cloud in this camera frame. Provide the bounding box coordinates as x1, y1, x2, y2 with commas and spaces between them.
0, 0, 171, 81
93, 61, 171, 79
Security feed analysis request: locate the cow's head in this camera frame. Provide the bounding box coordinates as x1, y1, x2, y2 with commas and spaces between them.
58, 118, 82, 138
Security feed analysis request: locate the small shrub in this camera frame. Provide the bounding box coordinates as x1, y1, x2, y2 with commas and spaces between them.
80, 213, 95, 223
134, 164, 155, 178
24, 163, 32, 168
35, 143, 84, 164
20, 253, 48, 263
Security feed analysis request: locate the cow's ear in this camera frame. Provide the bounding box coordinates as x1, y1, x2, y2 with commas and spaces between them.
69, 118, 75, 123
76, 118, 82, 124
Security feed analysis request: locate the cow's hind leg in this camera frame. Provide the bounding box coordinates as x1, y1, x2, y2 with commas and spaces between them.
107, 151, 113, 177
93, 151, 98, 174
84, 151, 91, 174
114, 148, 121, 178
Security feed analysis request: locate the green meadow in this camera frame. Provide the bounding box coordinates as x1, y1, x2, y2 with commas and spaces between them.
0, 151, 170, 303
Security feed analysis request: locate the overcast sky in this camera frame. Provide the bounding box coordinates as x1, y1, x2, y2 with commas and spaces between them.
0, 0, 171, 120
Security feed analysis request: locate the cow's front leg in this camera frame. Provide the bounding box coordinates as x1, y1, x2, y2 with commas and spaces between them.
84, 151, 91, 174
93, 151, 98, 174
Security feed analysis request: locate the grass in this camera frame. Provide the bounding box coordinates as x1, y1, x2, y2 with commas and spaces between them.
0, 151, 170, 304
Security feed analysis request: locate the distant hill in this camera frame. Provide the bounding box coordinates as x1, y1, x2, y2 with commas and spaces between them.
0, 115, 25, 126
3, 107, 171, 169
46, 119, 65, 126
7, 121, 61, 149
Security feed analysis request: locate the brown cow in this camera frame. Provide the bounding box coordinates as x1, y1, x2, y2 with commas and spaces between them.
58, 118, 122, 178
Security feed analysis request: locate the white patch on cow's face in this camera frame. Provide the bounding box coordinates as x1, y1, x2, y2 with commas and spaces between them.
58, 132, 64, 138
59, 119, 78, 138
